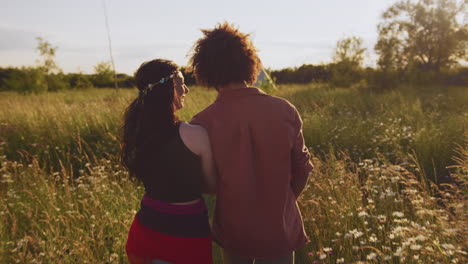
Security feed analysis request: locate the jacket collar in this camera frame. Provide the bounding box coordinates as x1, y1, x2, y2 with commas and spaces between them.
216, 87, 266, 102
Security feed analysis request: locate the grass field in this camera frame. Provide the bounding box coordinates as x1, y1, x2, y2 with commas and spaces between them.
0, 84, 466, 263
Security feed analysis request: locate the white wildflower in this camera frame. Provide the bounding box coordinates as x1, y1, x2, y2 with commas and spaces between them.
366, 252, 377, 260
377, 215, 387, 223
348, 229, 364, 238
444, 228, 458, 235
394, 247, 403, 257
415, 234, 427, 241
392, 211, 404, 218
441, 243, 455, 250
410, 244, 422, 250
358, 211, 368, 217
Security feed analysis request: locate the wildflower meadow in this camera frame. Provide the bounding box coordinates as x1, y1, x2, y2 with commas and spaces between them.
0, 84, 466, 263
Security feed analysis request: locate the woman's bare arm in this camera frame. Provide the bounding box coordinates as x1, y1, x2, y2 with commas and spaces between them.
179, 123, 217, 193
196, 126, 217, 193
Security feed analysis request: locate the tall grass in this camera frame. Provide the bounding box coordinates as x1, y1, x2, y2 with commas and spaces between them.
0, 157, 139, 263
273, 84, 467, 182
0, 85, 466, 263
298, 149, 467, 263
0, 88, 215, 174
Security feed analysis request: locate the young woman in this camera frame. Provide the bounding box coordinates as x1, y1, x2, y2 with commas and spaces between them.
121, 59, 216, 264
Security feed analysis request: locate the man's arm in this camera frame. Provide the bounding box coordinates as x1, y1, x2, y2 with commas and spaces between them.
290, 108, 313, 198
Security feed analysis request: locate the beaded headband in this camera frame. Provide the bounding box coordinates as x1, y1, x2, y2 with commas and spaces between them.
139, 71, 179, 96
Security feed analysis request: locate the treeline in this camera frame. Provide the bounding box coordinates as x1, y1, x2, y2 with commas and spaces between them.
1, 63, 466, 93
0, 66, 197, 92
269, 64, 468, 87
0, 67, 134, 92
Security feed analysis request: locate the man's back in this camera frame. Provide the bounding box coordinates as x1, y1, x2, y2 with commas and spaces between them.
191, 87, 313, 259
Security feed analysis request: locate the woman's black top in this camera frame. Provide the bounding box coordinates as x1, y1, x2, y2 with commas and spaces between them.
140, 123, 205, 203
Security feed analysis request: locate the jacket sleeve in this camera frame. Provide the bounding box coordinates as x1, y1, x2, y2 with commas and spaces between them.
290, 107, 313, 198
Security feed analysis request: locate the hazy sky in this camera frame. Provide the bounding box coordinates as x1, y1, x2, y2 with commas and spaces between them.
1, 0, 400, 74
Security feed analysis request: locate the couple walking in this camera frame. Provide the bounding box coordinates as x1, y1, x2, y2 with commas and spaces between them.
121, 22, 313, 264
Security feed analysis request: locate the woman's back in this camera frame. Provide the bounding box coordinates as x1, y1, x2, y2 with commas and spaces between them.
139, 122, 205, 203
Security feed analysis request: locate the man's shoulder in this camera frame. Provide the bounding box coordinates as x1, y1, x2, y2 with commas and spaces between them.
193, 102, 218, 119
190, 102, 219, 126
263, 94, 297, 112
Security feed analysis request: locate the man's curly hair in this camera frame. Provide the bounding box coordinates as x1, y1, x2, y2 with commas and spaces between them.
188, 22, 261, 89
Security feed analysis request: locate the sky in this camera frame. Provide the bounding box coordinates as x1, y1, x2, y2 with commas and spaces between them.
0, 0, 401, 75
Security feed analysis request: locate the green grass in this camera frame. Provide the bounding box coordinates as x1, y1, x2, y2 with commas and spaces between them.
0, 85, 467, 263
273, 84, 467, 182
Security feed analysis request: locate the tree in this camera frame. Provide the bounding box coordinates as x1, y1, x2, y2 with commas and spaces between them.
375, 0, 467, 73
333, 36, 366, 66
36, 37, 59, 74
330, 36, 366, 87
35, 37, 69, 91
93, 61, 114, 87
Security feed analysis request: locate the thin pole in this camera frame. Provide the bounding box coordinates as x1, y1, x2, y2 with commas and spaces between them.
102, 0, 118, 90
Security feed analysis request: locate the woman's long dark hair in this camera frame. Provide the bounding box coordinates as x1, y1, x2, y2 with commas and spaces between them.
121, 59, 179, 180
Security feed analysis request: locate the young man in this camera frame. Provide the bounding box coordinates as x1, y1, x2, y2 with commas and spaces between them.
189, 23, 313, 264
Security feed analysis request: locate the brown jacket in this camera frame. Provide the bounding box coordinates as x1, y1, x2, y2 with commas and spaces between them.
191, 87, 313, 259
